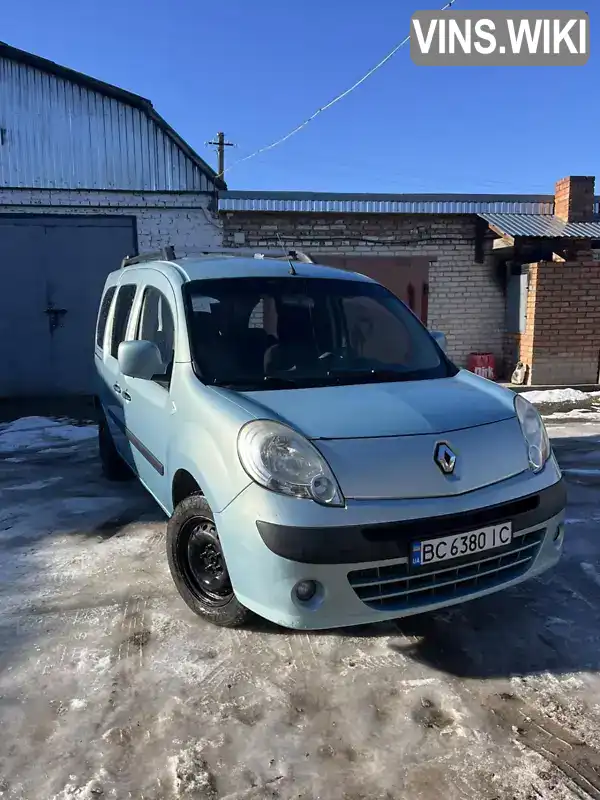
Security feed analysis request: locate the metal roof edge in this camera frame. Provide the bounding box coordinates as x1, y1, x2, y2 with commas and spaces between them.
219, 190, 557, 202
0, 40, 223, 188
218, 191, 600, 217
219, 190, 600, 204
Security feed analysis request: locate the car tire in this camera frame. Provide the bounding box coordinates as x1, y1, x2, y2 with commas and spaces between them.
98, 417, 133, 482
167, 493, 252, 628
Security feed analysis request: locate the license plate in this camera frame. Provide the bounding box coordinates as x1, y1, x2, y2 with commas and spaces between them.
411, 522, 513, 567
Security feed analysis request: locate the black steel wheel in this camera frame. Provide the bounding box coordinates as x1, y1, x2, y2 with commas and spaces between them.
166, 493, 251, 627
179, 517, 233, 607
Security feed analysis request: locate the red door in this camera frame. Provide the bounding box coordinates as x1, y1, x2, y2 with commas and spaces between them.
312, 256, 431, 324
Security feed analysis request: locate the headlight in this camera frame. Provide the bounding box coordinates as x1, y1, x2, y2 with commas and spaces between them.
514, 394, 551, 473
237, 420, 344, 506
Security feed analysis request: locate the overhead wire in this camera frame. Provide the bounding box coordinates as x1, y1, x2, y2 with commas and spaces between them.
216, 0, 458, 180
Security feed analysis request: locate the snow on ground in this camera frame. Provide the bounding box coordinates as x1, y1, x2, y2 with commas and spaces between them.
544, 408, 600, 422
0, 416, 96, 455
0, 416, 600, 799
522, 388, 600, 405
521, 387, 600, 425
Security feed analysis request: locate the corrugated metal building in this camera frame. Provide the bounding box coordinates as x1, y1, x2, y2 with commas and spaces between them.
0, 41, 223, 396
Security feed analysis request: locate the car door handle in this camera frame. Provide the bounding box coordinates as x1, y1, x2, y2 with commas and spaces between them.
122, 391, 132, 402
113, 383, 122, 394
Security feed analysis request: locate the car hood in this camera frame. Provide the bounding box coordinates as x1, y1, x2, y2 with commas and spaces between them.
214, 371, 527, 500
231, 370, 517, 439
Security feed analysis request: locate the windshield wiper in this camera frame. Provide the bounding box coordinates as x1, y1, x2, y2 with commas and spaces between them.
326, 368, 415, 385
211, 375, 301, 390
213, 370, 419, 391
259, 375, 301, 388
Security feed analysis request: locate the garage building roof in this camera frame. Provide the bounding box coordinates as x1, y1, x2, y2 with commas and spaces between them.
479, 212, 600, 239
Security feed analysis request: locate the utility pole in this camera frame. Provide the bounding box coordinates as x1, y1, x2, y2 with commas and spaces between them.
207, 132, 235, 179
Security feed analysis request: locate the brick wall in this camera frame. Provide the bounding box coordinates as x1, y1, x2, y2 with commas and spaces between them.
221, 211, 505, 369
520, 258, 600, 385
0, 188, 222, 252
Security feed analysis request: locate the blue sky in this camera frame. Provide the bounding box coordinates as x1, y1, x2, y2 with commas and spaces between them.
2, 0, 598, 194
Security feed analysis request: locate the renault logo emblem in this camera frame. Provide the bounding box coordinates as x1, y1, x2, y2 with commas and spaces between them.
434, 443, 456, 475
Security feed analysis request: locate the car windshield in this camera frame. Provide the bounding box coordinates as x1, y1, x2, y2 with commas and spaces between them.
184, 276, 458, 390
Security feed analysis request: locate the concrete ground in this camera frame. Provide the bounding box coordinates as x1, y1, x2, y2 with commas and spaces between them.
1, 401, 600, 800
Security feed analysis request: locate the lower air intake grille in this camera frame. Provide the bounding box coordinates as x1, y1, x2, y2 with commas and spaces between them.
348, 529, 545, 612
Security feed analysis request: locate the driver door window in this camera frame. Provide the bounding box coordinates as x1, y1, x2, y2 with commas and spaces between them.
137, 287, 175, 386
110, 284, 137, 358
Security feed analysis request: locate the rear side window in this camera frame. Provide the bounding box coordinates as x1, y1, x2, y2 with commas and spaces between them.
110, 284, 137, 357
96, 286, 116, 350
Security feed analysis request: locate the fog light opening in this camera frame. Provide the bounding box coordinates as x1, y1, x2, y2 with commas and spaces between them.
295, 580, 318, 602
554, 524, 564, 542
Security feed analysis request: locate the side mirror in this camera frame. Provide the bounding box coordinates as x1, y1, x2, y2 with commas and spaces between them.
430, 330, 447, 352
117, 340, 164, 380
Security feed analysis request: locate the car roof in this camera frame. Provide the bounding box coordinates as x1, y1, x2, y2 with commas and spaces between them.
121, 255, 376, 284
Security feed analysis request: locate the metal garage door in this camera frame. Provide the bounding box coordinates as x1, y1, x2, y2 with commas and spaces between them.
0, 215, 136, 397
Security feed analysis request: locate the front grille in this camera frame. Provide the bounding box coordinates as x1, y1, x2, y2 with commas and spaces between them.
348, 529, 545, 612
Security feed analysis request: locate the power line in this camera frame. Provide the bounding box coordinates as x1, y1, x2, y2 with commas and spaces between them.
217, 0, 458, 180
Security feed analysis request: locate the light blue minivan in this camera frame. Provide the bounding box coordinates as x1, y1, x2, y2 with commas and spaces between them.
94, 248, 566, 630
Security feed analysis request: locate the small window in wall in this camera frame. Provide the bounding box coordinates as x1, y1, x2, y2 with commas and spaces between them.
421, 283, 429, 325
96, 286, 116, 350
137, 287, 175, 376
110, 284, 137, 358
249, 298, 264, 328
406, 283, 415, 313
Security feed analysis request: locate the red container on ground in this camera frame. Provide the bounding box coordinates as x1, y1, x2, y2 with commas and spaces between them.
467, 352, 496, 381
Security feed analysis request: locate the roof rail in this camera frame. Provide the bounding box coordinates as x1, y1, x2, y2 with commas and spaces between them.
120, 246, 314, 268
121, 247, 175, 268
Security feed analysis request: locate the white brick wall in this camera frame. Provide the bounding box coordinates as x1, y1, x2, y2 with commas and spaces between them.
429, 241, 504, 366
0, 188, 223, 252
222, 213, 505, 369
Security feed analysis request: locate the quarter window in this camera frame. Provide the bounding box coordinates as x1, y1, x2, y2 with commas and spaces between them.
96, 286, 116, 350
110, 284, 137, 357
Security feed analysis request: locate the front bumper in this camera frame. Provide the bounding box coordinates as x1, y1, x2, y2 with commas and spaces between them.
215, 463, 566, 630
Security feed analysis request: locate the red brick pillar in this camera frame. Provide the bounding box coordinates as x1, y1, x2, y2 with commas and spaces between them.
519, 258, 600, 385
554, 176, 595, 223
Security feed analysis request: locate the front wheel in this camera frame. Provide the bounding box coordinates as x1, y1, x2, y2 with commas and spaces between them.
166, 494, 251, 628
